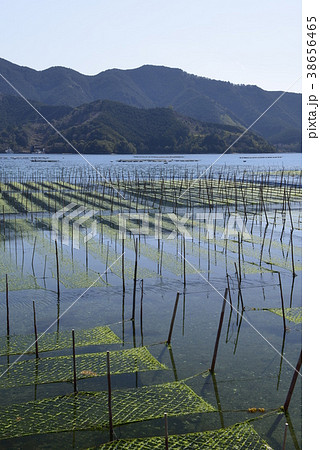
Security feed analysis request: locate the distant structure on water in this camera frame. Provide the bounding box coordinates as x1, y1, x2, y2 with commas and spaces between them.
30, 146, 46, 154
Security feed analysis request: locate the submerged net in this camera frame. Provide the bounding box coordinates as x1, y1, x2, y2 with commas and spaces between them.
95, 421, 273, 449
266, 307, 302, 324
0, 255, 39, 292
0, 325, 122, 356
0, 347, 168, 389
0, 382, 216, 440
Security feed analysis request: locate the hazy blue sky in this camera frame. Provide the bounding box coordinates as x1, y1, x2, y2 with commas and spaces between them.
0, 0, 301, 92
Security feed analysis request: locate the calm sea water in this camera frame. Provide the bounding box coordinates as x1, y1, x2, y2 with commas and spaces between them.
0, 153, 302, 449
0, 153, 302, 179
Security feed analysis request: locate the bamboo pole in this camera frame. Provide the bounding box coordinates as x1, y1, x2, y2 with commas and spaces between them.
140, 279, 144, 343
277, 272, 287, 333
160, 241, 164, 276
167, 292, 180, 345
183, 236, 186, 287
72, 329, 77, 393
122, 238, 125, 294
85, 238, 88, 272
31, 236, 37, 270
33, 301, 39, 358
268, 211, 276, 253
107, 351, 114, 441
132, 238, 138, 321
226, 274, 232, 308
210, 288, 228, 372
105, 242, 109, 283
290, 229, 296, 278
277, 330, 286, 390
238, 232, 241, 283
6, 274, 9, 336
234, 263, 244, 310
43, 255, 47, 279
55, 240, 60, 298
283, 350, 302, 411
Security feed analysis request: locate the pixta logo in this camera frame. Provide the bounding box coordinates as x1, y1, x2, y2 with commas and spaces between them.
51, 203, 97, 249
117, 212, 251, 240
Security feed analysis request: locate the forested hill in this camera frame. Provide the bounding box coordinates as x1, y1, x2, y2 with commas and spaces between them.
0, 58, 301, 150
0, 94, 276, 154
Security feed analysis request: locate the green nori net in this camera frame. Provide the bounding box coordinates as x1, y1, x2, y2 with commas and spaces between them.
0, 325, 122, 356
0, 255, 39, 292
94, 421, 273, 449
0, 347, 168, 389
266, 307, 302, 324
0, 382, 216, 440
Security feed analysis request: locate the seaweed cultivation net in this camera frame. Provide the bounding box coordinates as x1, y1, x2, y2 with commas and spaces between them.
0, 347, 168, 389
0, 325, 122, 356
266, 307, 302, 324
0, 255, 39, 292
95, 421, 273, 449
15, 219, 107, 289
0, 382, 216, 440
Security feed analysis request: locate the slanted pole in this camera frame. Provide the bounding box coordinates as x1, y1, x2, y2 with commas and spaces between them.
283, 350, 302, 411
167, 292, 180, 345
210, 288, 228, 373
277, 271, 287, 333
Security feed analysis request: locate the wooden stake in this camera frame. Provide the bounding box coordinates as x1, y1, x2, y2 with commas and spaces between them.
160, 241, 164, 276
238, 232, 241, 283
72, 329, 77, 393
283, 350, 302, 411
234, 263, 244, 310
43, 255, 47, 279
183, 236, 186, 287
6, 274, 9, 336
122, 238, 125, 294
132, 238, 138, 320
140, 279, 144, 340
268, 211, 276, 253
55, 240, 60, 298
290, 229, 296, 278
105, 242, 109, 283
167, 292, 180, 345
210, 288, 228, 373
33, 301, 39, 358
226, 274, 232, 307
164, 413, 169, 450
107, 351, 114, 441
31, 236, 37, 270
277, 272, 286, 333
85, 238, 88, 272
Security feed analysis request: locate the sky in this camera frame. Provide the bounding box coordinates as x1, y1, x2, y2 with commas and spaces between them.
0, 0, 301, 93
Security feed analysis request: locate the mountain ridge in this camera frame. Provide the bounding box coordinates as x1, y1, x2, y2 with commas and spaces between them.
0, 58, 301, 150
0, 94, 277, 155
